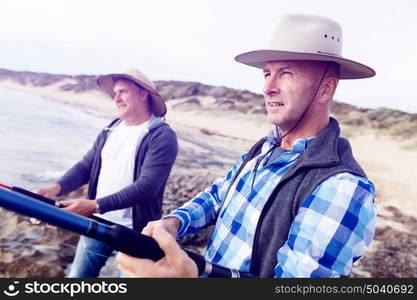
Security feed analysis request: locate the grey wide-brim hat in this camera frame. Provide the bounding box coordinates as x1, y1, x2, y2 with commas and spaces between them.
235, 14, 375, 79
97, 68, 167, 117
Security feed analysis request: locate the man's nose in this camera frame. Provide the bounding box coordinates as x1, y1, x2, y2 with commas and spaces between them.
263, 76, 280, 97
113, 92, 121, 101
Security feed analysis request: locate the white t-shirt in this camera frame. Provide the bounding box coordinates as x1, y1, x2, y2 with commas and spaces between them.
95, 116, 156, 228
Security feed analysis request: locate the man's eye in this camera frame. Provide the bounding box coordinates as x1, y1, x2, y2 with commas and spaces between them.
281, 71, 293, 76
263, 73, 270, 78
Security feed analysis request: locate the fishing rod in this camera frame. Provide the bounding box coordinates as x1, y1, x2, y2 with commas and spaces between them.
0, 183, 116, 226
0, 185, 252, 278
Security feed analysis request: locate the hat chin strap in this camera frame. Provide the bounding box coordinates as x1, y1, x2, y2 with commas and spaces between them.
275, 62, 330, 146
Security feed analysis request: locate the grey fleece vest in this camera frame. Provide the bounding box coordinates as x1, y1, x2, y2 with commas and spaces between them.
244, 118, 366, 277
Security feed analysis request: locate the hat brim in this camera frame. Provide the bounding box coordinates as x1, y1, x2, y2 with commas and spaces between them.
235, 50, 375, 79
97, 73, 167, 117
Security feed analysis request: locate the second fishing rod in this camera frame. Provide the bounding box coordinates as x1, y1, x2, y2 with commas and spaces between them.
0, 186, 253, 278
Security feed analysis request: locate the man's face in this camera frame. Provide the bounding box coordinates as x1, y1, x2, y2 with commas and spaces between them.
113, 79, 148, 120
263, 61, 321, 129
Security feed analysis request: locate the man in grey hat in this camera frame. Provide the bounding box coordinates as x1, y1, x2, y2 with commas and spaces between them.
117, 14, 377, 278
34, 68, 178, 277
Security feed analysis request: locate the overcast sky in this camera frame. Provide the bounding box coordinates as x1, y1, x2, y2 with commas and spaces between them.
0, 0, 416, 112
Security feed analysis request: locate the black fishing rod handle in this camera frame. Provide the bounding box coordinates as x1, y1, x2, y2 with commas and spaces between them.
108, 224, 165, 260
107, 224, 206, 275
107, 225, 255, 277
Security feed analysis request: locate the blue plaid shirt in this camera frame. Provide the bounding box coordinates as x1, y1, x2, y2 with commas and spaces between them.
168, 132, 376, 277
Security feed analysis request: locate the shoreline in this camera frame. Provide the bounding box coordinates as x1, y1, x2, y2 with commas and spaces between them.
0, 80, 115, 119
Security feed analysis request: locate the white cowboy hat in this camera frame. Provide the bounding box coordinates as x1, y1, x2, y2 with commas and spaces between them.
235, 14, 375, 79
97, 68, 167, 117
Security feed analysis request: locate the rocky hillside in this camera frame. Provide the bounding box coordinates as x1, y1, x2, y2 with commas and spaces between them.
1, 68, 416, 139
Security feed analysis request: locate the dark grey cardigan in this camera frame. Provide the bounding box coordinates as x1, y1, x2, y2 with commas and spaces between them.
57, 118, 178, 231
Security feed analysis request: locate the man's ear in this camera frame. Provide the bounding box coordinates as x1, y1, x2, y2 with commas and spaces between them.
140, 90, 150, 101
318, 77, 338, 103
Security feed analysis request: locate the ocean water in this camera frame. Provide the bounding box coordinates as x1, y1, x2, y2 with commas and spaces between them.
0, 88, 110, 190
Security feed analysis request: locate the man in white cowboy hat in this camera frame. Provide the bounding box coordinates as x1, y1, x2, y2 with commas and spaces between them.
34, 68, 178, 277
117, 14, 377, 278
